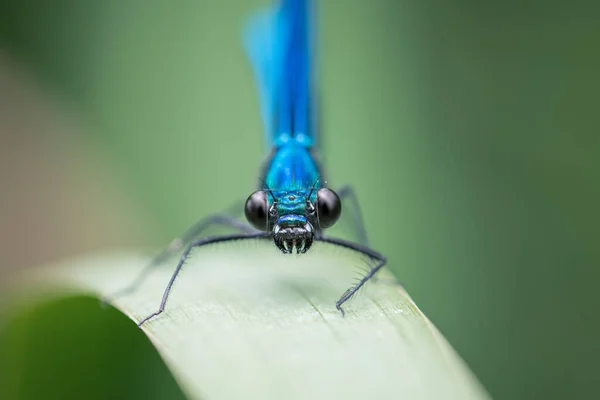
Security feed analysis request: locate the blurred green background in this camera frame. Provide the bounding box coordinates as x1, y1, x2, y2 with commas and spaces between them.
0, 0, 598, 399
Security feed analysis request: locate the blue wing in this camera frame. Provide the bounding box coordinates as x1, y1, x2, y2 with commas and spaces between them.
244, 0, 317, 151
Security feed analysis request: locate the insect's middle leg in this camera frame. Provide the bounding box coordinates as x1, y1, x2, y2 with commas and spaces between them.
336, 185, 396, 286
337, 184, 369, 246
103, 211, 258, 305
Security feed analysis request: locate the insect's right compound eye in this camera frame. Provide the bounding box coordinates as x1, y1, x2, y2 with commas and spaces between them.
245, 190, 269, 231
316, 188, 341, 229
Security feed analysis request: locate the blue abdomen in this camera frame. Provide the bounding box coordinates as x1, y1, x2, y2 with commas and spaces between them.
244, 0, 316, 152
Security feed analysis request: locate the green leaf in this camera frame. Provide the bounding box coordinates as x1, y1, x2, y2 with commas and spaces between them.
5, 239, 490, 400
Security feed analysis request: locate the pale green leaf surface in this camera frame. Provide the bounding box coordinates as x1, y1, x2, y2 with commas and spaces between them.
15, 239, 490, 400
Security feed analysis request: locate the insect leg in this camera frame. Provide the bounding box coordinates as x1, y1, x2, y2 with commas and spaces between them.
317, 236, 387, 317
103, 211, 258, 305
337, 185, 368, 246
137, 232, 268, 326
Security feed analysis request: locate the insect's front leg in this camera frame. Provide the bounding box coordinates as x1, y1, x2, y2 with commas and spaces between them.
316, 236, 387, 316
103, 204, 258, 305
137, 232, 268, 326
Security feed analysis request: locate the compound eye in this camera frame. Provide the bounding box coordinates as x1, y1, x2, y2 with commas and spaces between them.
316, 188, 341, 229
245, 190, 269, 231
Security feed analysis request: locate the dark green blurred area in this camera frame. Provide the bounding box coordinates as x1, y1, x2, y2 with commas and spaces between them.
0, 297, 186, 400
0, 1, 598, 399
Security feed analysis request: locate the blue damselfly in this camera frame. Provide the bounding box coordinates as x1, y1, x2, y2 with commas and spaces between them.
109, 0, 387, 326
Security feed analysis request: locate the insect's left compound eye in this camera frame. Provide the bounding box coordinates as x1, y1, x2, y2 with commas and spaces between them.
316, 188, 341, 229
245, 190, 269, 231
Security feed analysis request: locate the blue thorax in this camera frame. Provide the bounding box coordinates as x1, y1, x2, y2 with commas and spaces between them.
263, 136, 321, 228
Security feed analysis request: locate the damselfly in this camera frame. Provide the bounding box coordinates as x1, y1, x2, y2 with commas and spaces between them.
110, 0, 387, 326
